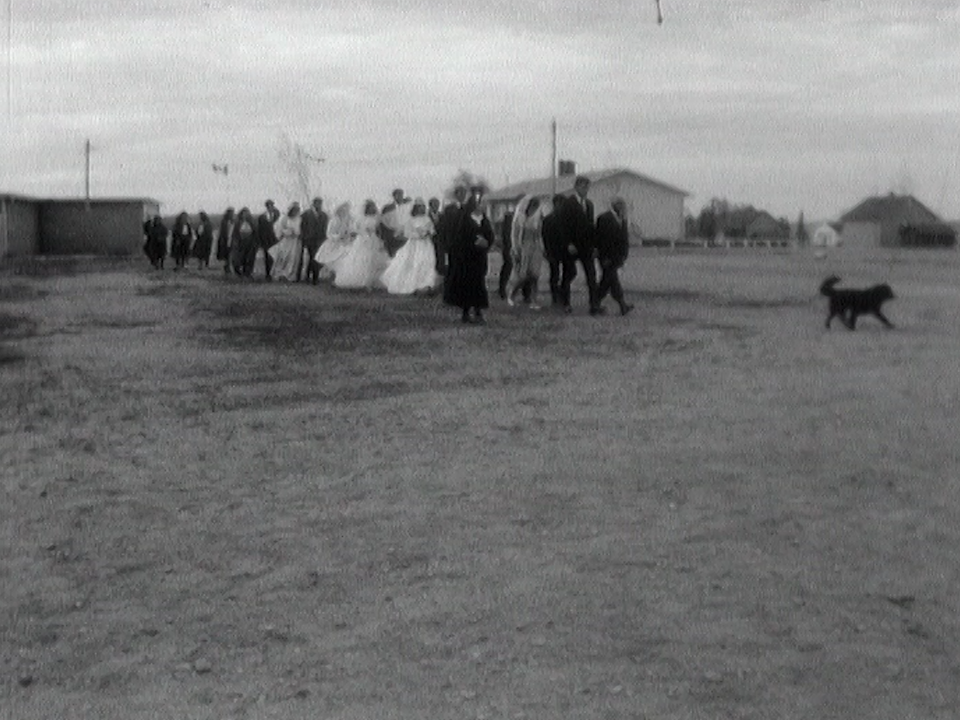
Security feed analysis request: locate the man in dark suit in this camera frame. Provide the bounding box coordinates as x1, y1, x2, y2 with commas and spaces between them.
497, 205, 515, 300
298, 197, 329, 284
596, 197, 635, 316
379, 188, 410, 257
541, 194, 567, 307
436, 185, 467, 285
428, 197, 442, 275
248, 199, 279, 279
558, 175, 602, 315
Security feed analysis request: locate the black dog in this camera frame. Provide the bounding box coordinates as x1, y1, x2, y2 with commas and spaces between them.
820, 275, 895, 330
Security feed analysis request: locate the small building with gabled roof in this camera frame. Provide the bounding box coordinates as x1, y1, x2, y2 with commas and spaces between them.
1, 194, 161, 259
838, 193, 952, 248
486, 167, 689, 242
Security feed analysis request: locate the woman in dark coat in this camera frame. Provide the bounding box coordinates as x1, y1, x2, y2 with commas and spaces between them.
216, 207, 235, 274
192, 211, 214, 269
230, 207, 258, 278
171, 212, 194, 270
144, 216, 168, 269
443, 188, 493, 324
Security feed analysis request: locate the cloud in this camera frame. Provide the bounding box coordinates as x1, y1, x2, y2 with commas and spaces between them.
3, 0, 960, 219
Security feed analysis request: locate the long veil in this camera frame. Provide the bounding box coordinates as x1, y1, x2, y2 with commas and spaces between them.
511, 194, 536, 261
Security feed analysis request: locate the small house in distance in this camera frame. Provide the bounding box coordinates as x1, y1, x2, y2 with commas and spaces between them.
486, 167, 689, 244
839, 193, 956, 248
0, 195, 160, 259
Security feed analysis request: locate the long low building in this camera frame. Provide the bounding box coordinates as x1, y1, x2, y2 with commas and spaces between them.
486, 167, 689, 243
0, 194, 161, 259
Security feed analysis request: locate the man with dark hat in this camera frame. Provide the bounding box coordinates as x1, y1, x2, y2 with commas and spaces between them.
298, 196, 329, 284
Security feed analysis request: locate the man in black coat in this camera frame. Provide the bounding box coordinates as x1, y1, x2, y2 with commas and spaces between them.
595, 197, 635, 316
541, 194, 567, 307
497, 205, 514, 300
558, 175, 602, 315
379, 188, 410, 257
428, 197, 443, 275
437, 185, 467, 285
298, 197, 329, 284
248, 199, 279, 280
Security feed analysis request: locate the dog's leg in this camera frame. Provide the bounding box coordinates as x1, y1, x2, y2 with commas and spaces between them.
874, 310, 894, 329
845, 312, 858, 330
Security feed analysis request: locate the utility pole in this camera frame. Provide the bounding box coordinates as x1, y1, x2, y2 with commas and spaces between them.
84, 139, 91, 209
551, 118, 558, 195
6, 0, 11, 123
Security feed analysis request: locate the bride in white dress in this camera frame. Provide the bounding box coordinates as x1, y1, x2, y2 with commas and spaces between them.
268, 202, 303, 281
333, 200, 390, 290
314, 201, 356, 280
381, 197, 438, 295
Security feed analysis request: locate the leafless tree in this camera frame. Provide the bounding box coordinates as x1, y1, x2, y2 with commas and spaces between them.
277, 131, 324, 204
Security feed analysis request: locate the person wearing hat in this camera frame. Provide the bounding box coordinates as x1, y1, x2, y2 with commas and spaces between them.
299, 197, 329, 284
557, 175, 602, 315
595, 197, 634, 316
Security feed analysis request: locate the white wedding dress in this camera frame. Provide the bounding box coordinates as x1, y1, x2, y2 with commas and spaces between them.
333, 216, 389, 289
269, 215, 303, 281
314, 214, 355, 279
381, 214, 438, 294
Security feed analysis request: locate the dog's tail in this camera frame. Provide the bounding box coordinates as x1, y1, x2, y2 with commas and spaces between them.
820, 275, 841, 296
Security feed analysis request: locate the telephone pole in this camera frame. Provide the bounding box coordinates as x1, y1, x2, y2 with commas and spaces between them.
551, 118, 558, 195
6, 0, 12, 122
84, 139, 91, 208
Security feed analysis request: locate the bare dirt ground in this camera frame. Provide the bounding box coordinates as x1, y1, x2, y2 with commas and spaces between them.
2, 246, 960, 719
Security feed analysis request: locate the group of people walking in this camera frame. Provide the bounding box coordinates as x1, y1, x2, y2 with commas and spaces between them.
141, 174, 634, 324
497, 174, 634, 317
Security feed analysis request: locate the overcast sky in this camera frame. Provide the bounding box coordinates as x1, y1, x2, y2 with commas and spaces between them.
2, 0, 958, 220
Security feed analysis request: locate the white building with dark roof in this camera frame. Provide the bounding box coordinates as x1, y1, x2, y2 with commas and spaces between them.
486, 167, 689, 243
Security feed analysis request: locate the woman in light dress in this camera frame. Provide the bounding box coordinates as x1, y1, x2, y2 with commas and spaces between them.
269, 202, 303, 281
334, 199, 390, 290
381, 197, 438, 295
506, 194, 545, 309
314, 201, 356, 280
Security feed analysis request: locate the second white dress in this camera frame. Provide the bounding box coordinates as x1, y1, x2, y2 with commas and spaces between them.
314, 213, 356, 279
269, 214, 303, 281
381, 214, 438, 294
333, 215, 389, 289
